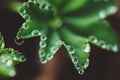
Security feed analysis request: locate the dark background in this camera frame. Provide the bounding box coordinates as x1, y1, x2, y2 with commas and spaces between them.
0, 0, 120, 80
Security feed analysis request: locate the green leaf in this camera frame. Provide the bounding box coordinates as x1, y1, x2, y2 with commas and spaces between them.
39, 31, 63, 64
17, 1, 58, 39
0, 61, 16, 77
62, 0, 87, 14
59, 27, 90, 73
63, 0, 117, 27
0, 34, 26, 77
87, 21, 119, 52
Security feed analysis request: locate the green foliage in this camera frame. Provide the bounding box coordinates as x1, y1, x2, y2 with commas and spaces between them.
17, 0, 119, 74
0, 33, 26, 77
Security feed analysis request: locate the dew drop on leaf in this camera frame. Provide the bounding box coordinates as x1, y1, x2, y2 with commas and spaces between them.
22, 23, 29, 29
98, 40, 106, 48
78, 70, 84, 75
23, 14, 30, 20
14, 38, 24, 45
99, 11, 106, 19
50, 46, 58, 53
83, 59, 89, 69
83, 43, 90, 53
9, 70, 16, 77
111, 45, 118, 52
31, 30, 40, 36
89, 36, 98, 43
20, 56, 26, 62
46, 53, 54, 60
40, 41, 47, 48
39, 50, 46, 57
41, 34, 47, 40
72, 57, 78, 64
6, 60, 13, 67
18, 7, 26, 14
108, 6, 117, 14
67, 45, 75, 54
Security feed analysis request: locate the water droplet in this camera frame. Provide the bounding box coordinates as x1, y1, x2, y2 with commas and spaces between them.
23, 14, 30, 20
40, 41, 46, 48
67, 45, 75, 54
46, 53, 54, 60
72, 57, 78, 63
6, 60, 13, 66
50, 46, 58, 53
9, 70, 16, 77
78, 70, 84, 75
75, 64, 80, 70
83, 43, 90, 53
20, 56, 26, 62
14, 38, 24, 45
39, 49, 46, 57
98, 40, 106, 48
41, 34, 47, 40
89, 36, 98, 43
18, 7, 26, 14
22, 23, 29, 29
111, 45, 118, 52
83, 59, 89, 69
40, 58, 47, 64
31, 30, 40, 36
99, 11, 106, 19
108, 6, 117, 14
39, 3, 46, 10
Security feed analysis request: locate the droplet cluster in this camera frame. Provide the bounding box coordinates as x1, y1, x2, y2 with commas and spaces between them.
89, 35, 119, 52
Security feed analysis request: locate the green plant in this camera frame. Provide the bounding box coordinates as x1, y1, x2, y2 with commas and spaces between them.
0, 0, 119, 78
17, 0, 119, 74
0, 33, 26, 77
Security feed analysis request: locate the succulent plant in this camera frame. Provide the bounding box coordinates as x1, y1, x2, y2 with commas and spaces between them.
0, 33, 26, 77
17, 0, 119, 74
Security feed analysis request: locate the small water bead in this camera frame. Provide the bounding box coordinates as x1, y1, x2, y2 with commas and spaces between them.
41, 34, 47, 40
39, 50, 46, 57
22, 23, 29, 29
14, 38, 24, 45
23, 14, 30, 20
31, 30, 40, 36
83, 59, 89, 69
40, 41, 46, 48
98, 40, 106, 48
75, 63, 80, 70
72, 57, 78, 64
108, 6, 117, 14
6, 60, 13, 66
46, 53, 54, 60
111, 45, 118, 52
78, 70, 84, 75
9, 70, 16, 77
99, 11, 106, 19
19, 56, 26, 62
67, 45, 75, 54
18, 7, 26, 14
41, 58, 47, 64
50, 46, 58, 53
83, 43, 90, 53
89, 36, 98, 43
